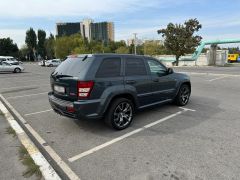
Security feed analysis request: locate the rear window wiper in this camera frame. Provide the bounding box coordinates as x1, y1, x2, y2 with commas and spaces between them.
52, 74, 73, 79
82, 55, 88, 61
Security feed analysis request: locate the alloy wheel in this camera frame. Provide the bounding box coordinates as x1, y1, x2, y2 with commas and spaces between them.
180, 86, 190, 105
113, 102, 133, 128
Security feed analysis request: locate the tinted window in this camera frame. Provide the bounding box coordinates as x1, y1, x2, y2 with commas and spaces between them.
125, 58, 147, 76
53, 57, 92, 77
96, 58, 121, 78
147, 59, 167, 76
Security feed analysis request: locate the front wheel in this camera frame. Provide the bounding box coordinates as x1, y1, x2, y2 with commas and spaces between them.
174, 84, 191, 106
105, 98, 134, 130
14, 68, 21, 73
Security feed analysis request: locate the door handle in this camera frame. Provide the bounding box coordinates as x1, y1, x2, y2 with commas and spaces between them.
125, 80, 136, 84
152, 78, 159, 82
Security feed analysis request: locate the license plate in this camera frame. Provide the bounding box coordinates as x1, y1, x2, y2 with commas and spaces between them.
54, 85, 65, 93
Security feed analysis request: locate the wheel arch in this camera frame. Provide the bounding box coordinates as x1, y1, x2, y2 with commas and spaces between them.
14, 67, 21, 73
103, 93, 138, 115
175, 80, 191, 97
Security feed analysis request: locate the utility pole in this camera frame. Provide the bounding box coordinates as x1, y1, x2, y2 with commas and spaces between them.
133, 33, 137, 55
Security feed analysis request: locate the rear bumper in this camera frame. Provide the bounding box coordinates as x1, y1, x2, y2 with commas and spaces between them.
48, 92, 103, 120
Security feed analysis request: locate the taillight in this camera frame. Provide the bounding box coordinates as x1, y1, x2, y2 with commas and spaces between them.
77, 81, 94, 98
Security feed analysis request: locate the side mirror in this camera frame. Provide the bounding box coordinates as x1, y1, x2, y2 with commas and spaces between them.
167, 68, 174, 74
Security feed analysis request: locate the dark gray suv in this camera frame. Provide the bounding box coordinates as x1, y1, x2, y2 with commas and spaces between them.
48, 54, 191, 130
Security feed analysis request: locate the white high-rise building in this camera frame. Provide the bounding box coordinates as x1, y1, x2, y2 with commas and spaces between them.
82, 19, 93, 41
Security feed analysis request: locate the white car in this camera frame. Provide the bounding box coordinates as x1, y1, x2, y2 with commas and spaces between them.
0, 61, 24, 73
0, 56, 22, 65
45, 59, 61, 67
39, 59, 61, 67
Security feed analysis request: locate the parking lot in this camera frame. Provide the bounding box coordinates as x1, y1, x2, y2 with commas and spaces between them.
1, 64, 240, 180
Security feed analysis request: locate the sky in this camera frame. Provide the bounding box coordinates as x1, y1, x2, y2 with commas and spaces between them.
1, 0, 240, 48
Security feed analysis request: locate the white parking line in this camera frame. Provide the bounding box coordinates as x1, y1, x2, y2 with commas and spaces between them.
0, 100, 61, 180
0, 84, 49, 90
7, 92, 48, 99
25, 109, 53, 116
68, 107, 195, 162
178, 71, 240, 77
0, 94, 80, 180
179, 107, 196, 112
208, 75, 230, 82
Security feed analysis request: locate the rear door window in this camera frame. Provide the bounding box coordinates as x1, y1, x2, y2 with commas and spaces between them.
95, 58, 121, 78
125, 57, 147, 76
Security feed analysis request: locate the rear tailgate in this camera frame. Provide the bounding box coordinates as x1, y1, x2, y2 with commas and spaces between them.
51, 75, 78, 101
50, 55, 94, 101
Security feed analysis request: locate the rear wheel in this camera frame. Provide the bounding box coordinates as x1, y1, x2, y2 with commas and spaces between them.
49, 64, 53, 67
14, 68, 21, 73
174, 84, 191, 106
105, 98, 134, 130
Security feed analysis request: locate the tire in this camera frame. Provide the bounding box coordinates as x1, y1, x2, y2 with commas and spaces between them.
105, 98, 134, 130
174, 84, 191, 106
49, 64, 53, 67
14, 68, 21, 73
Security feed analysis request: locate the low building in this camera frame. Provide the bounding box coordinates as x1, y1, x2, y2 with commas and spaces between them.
144, 40, 164, 45
127, 38, 143, 46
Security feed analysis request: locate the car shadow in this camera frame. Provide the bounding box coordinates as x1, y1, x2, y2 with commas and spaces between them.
71, 95, 222, 138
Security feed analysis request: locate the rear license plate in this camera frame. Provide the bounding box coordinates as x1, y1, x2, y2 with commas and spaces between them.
54, 85, 65, 93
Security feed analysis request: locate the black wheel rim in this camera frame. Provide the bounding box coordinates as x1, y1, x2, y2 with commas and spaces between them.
113, 102, 133, 128
180, 86, 190, 104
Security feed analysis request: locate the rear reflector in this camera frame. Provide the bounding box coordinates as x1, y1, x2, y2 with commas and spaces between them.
67, 106, 75, 113
77, 81, 94, 98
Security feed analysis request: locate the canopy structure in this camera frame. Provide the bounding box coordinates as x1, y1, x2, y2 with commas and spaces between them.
159, 39, 240, 62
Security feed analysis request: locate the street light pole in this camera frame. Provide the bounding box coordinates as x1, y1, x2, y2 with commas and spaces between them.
133, 33, 137, 55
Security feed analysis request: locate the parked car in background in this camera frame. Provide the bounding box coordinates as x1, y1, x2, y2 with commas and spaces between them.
39, 59, 61, 67
0, 61, 24, 73
228, 54, 239, 63
0, 56, 22, 65
48, 54, 191, 130
45, 59, 61, 67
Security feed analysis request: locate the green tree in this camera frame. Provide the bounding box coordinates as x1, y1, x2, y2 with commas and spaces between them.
88, 40, 103, 53
107, 40, 127, 52
115, 46, 129, 54
143, 41, 166, 56
55, 34, 86, 59
103, 46, 112, 53
44, 33, 55, 59
19, 45, 29, 61
158, 18, 202, 66
37, 29, 46, 58
25, 28, 37, 60
0, 37, 19, 56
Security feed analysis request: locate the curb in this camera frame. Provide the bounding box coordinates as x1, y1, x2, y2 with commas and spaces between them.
0, 94, 80, 180
0, 99, 61, 180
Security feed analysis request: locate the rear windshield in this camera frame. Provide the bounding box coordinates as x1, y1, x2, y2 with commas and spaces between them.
52, 57, 93, 77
